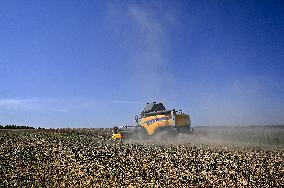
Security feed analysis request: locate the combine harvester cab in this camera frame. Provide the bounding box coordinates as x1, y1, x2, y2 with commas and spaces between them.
112, 102, 193, 139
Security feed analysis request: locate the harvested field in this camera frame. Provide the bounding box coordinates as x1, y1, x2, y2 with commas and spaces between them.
0, 127, 283, 187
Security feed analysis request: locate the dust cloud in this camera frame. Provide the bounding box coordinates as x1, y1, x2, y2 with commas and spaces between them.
127, 127, 284, 147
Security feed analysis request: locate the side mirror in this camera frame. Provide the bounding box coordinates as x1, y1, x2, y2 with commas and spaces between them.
135, 115, 139, 125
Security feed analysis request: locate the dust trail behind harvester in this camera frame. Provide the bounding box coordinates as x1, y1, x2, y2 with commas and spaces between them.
127, 126, 284, 147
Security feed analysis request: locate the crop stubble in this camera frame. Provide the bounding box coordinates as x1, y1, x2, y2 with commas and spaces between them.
0, 127, 283, 187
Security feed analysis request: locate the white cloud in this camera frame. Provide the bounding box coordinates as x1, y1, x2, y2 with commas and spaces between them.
0, 98, 39, 110
128, 7, 161, 35
112, 100, 143, 104
0, 97, 68, 112
0, 97, 107, 127
126, 6, 177, 101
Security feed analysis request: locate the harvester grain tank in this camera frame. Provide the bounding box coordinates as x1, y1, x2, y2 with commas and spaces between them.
112, 102, 193, 139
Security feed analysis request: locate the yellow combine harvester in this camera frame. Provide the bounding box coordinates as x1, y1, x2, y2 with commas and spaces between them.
112, 102, 193, 139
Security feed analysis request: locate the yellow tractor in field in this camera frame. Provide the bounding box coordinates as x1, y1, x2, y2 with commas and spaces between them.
112, 102, 193, 139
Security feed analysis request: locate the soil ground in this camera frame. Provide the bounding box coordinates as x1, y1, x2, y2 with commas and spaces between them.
0, 126, 283, 187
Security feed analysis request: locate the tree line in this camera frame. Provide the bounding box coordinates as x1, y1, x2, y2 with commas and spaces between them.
0, 125, 35, 129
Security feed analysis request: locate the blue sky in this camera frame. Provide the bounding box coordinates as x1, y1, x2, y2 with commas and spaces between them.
0, 0, 283, 127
